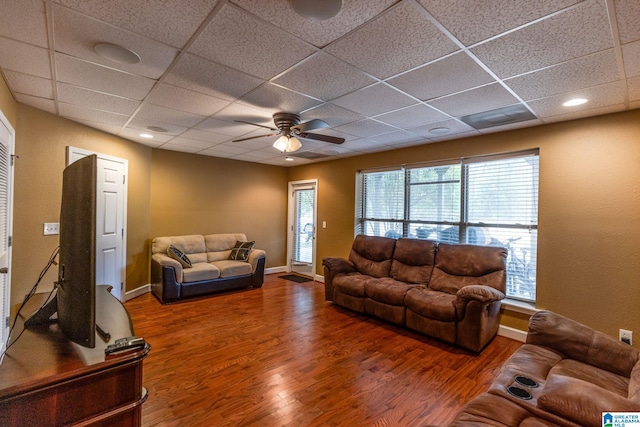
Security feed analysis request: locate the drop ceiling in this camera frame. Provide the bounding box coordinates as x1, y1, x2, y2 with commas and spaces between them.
1, 0, 639, 166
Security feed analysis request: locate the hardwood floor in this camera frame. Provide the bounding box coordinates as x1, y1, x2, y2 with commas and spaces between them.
125, 274, 522, 427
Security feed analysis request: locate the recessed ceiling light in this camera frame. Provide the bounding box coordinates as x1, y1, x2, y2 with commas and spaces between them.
291, 0, 342, 20
563, 98, 588, 107
140, 133, 153, 139
147, 126, 169, 133
285, 157, 294, 161
429, 127, 450, 135
94, 42, 141, 65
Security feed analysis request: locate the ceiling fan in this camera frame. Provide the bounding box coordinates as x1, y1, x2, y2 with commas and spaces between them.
233, 112, 345, 153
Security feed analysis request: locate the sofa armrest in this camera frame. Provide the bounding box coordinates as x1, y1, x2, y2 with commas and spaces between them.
454, 285, 505, 320
322, 257, 356, 275
152, 253, 183, 282
538, 375, 640, 427
527, 311, 640, 377
247, 248, 266, 273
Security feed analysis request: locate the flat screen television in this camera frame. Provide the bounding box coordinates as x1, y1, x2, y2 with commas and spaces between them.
25, 154, 98, 348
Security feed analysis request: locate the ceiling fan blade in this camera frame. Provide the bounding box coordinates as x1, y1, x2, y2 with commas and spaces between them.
232, 133, 277, 142
298, 132, 345, 144
234, 120, 278, 131
292, 119, 329, 133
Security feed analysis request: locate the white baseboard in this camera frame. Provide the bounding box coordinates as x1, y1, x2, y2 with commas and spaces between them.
498, 325, 527, 342
265, 266, 287, 275
124, 284, 150, 302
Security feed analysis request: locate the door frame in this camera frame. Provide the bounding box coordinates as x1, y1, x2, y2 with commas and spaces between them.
0, 109, 14, 359
67, 147, 128, 300
287, 179, 318, 277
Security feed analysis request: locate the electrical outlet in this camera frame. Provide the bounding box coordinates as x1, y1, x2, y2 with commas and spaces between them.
619, 329, 633, 345
43, 222, 60, 235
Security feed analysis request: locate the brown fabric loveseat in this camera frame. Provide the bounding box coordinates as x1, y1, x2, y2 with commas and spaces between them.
322, 235, 508, 352
151, 233, 266, 304
450, 310, 640, 426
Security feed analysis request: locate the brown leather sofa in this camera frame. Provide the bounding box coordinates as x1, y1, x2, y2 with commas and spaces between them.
450, 310, 640, 426
322, 235, 507, 352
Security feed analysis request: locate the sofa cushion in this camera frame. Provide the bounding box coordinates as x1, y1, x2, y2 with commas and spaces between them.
404, 287, 456, 322
429, 243, 507, 294
548, 359, 630, 397
153, 234, 206, 255
205, 233, 248, 252
228, 240, 255, 261
167, 245, 192, 268
390, 238, 436, 284
333, 273, 372, 297
348, 235, 396, 278
212, 260, 252, 278
630, 361, 640, 402
182, 263, 220, 283
364, 277, 424, 305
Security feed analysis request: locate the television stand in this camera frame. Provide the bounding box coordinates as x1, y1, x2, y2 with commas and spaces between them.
0, 285, 150, 426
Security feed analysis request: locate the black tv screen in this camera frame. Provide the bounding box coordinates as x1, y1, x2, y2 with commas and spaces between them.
57, 154, 97, 348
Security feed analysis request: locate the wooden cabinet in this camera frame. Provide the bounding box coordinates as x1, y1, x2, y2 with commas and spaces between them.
0, 287, 150, 426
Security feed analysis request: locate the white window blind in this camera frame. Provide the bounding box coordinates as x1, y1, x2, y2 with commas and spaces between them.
356, 151, 539, 302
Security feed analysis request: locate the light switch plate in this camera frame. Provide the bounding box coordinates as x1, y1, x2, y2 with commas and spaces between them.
44, 222, 60, 235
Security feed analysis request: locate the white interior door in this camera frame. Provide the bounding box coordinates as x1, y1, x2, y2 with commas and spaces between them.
288, 180, 317, 277
67, 147, 127, 300
0, 111, 14, 360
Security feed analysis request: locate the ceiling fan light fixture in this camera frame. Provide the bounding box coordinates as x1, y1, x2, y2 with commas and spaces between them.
94, 42, 141, 65
273, 134, 290, 152
286, 136, 302, 152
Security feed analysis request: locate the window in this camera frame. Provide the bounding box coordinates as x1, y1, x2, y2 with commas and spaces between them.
356, 151, 539, 302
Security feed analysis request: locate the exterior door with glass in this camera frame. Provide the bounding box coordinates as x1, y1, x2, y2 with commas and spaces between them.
288, 181, 317, 278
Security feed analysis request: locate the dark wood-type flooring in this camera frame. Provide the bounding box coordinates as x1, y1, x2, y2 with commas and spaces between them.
125, 274, 522, 427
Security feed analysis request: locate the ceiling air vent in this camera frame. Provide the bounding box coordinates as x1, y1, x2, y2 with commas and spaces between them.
288, 151, 332, 159
459, 104, 537, 130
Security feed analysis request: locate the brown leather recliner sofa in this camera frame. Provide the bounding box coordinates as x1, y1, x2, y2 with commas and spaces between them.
322, 235, 508, 352
450, 310, 640, 426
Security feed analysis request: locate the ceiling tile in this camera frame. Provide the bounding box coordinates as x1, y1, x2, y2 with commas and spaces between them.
331, 83, 418, 117
622, 40, 640, 78
178, 129, 233, 144
163, 137, 216, 150
59, 102, 129, 126
471, 0, 613, 78
334, 119, 398, 138
55, 53, 155, 100
478, 119, 544, 135
146, 83, 230, 117
388, 52, 496, 101
240, 83, 322, 114
57, 82, 140, 115
272, 52, 375, 101
201, 143, 251, 156
51, 5, 179, 79
614, 0, 640, 44
194, 118, 258, 137
0, 37, 51, 78
374, 104, 450, 129
343, 137, 392, 152
369, 130, 424, 146
15, 93, 56, 114
542, 104, 626, 124
72, 119, 124, 136
212, 102, 278, 127
230, 0, 397, 48
417, 0, 581, 46
158, 144, 203, 154
300, 103, 364, 127
164, 53, 264, 101
0, 0, 49, 48
3, 70, 53, 98
325, 2, 459, 79
189, 4, 316, 80
120, 127, 171, 145
136, 103, 205, 128
628, 75, 640, 101
528, 80, 626, 118
428, 84, 520, 117
505, 49, 620, 100
56, 0, 220, 48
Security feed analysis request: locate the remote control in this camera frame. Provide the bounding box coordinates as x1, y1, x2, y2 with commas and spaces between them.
105, 337, 145, 355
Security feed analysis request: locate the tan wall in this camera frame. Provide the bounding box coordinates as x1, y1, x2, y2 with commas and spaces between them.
11, 104, 152, 305
287, 110, 640, 345
0, 74, 17, 127
149, 149, 288, 267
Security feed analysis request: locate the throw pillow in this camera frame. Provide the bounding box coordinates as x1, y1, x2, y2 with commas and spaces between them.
228, 241, 255, 261
167, 245, 192, 268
